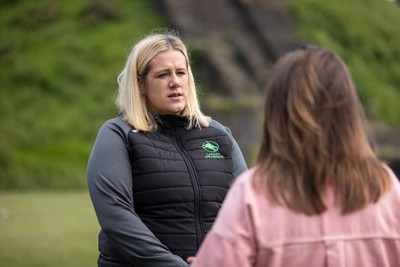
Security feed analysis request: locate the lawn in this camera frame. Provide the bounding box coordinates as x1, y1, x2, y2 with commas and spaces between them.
0, 191, 100, 267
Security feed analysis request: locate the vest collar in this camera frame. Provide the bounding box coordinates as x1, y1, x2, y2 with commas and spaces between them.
153, 114, 189, 129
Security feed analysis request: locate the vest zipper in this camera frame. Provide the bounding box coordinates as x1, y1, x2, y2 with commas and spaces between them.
170, 120, 204, 247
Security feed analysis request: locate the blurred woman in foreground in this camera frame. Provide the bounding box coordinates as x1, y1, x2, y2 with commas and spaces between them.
192, 46, 400, 267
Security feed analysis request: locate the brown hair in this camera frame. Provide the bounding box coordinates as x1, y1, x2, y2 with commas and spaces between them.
254, 46, 391, 215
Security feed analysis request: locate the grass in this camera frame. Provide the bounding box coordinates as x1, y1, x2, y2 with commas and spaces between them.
0, 191, 100, 267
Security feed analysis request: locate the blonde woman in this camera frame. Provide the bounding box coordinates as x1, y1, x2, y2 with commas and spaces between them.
87, 31, 247, 267
193, 46, 400, 267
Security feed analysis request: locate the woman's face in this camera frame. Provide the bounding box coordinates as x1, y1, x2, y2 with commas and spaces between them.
144, 49, 189, 115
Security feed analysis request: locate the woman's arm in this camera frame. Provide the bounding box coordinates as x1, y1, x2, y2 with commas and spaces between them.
87, 118, 189, 267
210, 120, 248, 177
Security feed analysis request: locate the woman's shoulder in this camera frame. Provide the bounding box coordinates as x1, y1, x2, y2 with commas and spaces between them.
101, 115, 132, 131
96, 115, 134, 142
383, 164, 400, 200
209, 119, 232, 135
230, 167, 259, 190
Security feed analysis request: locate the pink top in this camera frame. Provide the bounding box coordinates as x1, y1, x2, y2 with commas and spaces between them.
193, 167, 400, 267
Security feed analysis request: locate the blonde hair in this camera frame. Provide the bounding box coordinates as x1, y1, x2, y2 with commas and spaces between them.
116, 30, 210, 131
255, 47, 391, 215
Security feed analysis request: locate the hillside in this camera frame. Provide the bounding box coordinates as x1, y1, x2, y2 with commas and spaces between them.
0, 0, 167, 189
0, 0, 399, 190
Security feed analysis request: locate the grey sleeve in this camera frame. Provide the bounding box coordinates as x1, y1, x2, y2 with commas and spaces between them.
87, 119, 189, 267
210, 120, 248, 177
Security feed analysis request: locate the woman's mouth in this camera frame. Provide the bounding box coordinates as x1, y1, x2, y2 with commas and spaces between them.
168, 92, 183, 100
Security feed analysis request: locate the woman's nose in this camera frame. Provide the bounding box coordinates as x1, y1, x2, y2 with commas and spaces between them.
169, 74, 181, 88
169, 81, 181, 88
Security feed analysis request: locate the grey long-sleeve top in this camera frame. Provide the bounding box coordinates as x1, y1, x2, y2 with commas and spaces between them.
87, 116, 248, 267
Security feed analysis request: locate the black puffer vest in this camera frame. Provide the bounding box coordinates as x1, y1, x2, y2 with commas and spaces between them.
128, 115, 234, 260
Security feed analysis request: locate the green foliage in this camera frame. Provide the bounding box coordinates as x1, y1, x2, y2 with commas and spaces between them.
2, 0, 400, 190
0, 0, 167, 189
283, 0, 400, 124
0, 191, 99, 267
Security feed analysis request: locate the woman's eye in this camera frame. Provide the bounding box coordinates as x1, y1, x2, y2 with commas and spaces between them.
158, 73, 167, 78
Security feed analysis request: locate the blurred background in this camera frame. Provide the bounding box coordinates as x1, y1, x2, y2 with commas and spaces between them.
1, 0, 399, 266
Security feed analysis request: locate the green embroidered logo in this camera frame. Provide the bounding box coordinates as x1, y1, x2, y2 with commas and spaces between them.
202, 140, 224, 158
